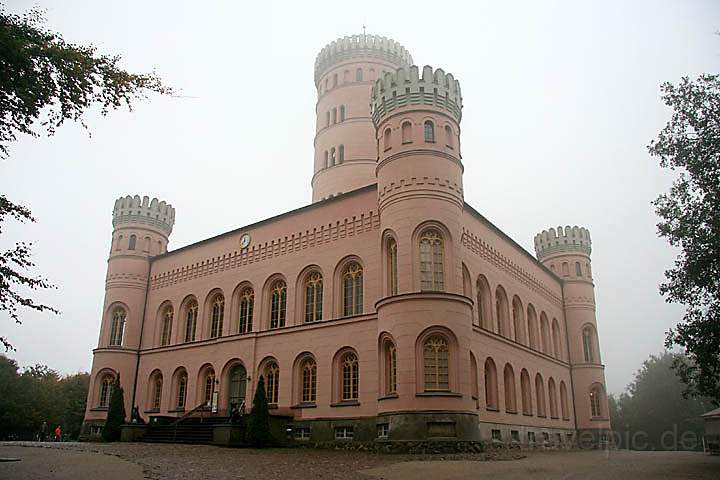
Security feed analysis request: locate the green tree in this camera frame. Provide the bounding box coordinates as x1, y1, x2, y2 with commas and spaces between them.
58, 372, 90, 440
102, 374, 126, 442
246, 375, 271, 448
0, 5, 171, 350
648, 74, 720, 403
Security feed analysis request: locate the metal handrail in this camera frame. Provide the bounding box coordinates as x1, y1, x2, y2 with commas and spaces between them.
171, 402, 211, 426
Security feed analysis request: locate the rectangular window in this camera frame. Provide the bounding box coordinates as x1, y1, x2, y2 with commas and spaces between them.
294, 427, 311, 441
528, 431, 536, 443
511, 430, 520, 442
555, 433, 562, 444
334, 426, 354, 440
491, 429, 502, 441
377, 424, 389, 438
542, 432, 550, 442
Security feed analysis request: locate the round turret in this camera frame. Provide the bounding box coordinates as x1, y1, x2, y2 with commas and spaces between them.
311, 34, 414, 203
534, 226, 592, 278
113, 195, 175, 237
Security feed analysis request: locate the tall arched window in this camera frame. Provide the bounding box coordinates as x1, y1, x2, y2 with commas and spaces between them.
338, 144, 344, 163
583, 325, 597, 362
512, 296, 524, 344
339, 105, 346, 121
176, 372, 187, 409
590, 384, 604, 417
143, 236, 151, 252
383, 127, 392, 150
444, 125, 453, 147
332, 107, 337, 124
238, 288, 254, 333
109, 307, 126, 346
203, 369, 215, 406
551, 318, 562, 359
99, 374, 114, 408
560, 381, 569, 420
151, 373, 163, 410
323, 151, 329, 168
342, 262, 363, 317
575, 262, 582, 276
330, 146, 336, 166
548, 378, 558, 418
535, 374, 546, 417
504, 364, 517, 413
160, 307, 173, 346
184, 300, 198, 342
520, 369, 532, 415
561, 262, 569, 276
470, 352, 479, 409
419, 229, 444, 291
304, 272, 323, 323
387, 238, 398, 295
423, 335, 449, 391
325, 111, 330, 127
265, 361, 280, 404
128, 234, 137, 250
210, 294, 224, 338
484, 358, 498, 410
527, 305, 539, 350
340, 352, 359, 401
477, 275, 492, 329
356, 68, 363, 81
270, 280, 287, 328
401, 121, 412, 143
384, 340, 397, 395
424, 120, 435, 142
301, 358, 317, 403
540, 313, 551, 353
115, 235, 123, 251
495, 286, 509, 337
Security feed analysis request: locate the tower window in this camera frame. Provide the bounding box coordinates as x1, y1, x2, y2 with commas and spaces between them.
338, 145, 344, 164
323, 151, 328, 169
383, 128, 392, 151
419, 229, 444, 291
109, 307, 126, 346
330, 147, 336, 166
340, 105, 346, 122
356, 68, 363, 81
387, 238, 398, 295
423, 335, 450, 391
401, 121, 412, 144
445, 125, 453, 148
424, 121, 435, 142
128, 235, 137, 250
332, 108, 337, 124
575, 262, 582, 276
325, 111, 330, 127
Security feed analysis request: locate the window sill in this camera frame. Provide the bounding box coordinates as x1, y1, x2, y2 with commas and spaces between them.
291, 402, 317, 409
486, 406, 500, 412
506, 410, 518, 415
591, 416, 609, 421
168, 408, 185, 413
537, 414, 547, 419
416, 391, 462, 398
144, 409, 160, 414
562, 417, 570, 421
268, 403, 278, 410
550, 416, 559, 420
90, 407, 109, 412
331, 400, 360, 408
378, 393, 399, 401
522, 412, 533, 417
401, 140, 412, 145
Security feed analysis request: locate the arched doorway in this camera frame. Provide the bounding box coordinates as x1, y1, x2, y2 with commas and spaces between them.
228, 364, 247, 408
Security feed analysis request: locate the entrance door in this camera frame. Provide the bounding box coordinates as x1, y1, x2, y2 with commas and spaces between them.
228, 365, 247, 408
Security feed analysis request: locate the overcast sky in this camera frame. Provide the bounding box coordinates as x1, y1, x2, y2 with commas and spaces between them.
2, 0, 718, 394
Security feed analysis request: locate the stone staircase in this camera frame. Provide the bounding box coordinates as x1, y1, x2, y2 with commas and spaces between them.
142, 415, 232, 444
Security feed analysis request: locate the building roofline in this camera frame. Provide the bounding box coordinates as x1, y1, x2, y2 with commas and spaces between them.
463, 201, 560, 282
152, 184, 377, 261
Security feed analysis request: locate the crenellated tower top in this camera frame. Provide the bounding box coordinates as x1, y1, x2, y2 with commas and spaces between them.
314, 34, 413, 85
112, 195, 175, 237
534, 225, 592, 262
370, 65, 463, 127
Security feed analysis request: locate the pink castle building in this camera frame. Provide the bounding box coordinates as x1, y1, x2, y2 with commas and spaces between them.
82, 33, 610, 447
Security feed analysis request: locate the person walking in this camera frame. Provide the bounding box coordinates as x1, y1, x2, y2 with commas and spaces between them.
54, 425, 62, 442
40, 421, 48, 442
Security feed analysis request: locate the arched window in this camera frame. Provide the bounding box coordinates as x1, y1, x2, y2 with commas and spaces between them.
332, 73, 338, 87
323, 151, 328, 168
115, 235, 123, 251
143, 236, 151, 252
176, 372, 187, 409
203, 369, 215, 406
527, 305, 538, 350
238, 288, 254, 333
424, 120, 435, 142
128, 234, 137, 250
109, 307, 126, 346
582, 325, 597, 362
419, 229, 444, 291
551, 318, 562, 359
160, 306, 173, 346
520, 369, 532, 415
356, 68, 363, 81
561, 262, 569, 276
476, 275, 492, 329
495, 286, 509, 337
265, 361, 280, 404
332, 107, 337, 124
304, 272, 323, 323
401, 121, 412, 143
330, 146, 336, 166
369, 68, 376, 80
301, 358, 317, 403
384, 339, 397, 395
548, 378, 558, 418
210, 294, 224, 338
383, 127, 392, 150
540, 313, 551, 354
339, 105, 345, 122
325, 111, 330, 127
270, 280, 287, 328
99, 374, 114, 408
504, 364, 517, 413
535, 374, 546, 417
470, 352, 479, 409
484, 358, 498, 410
575, 262, 582, 276
340, 352, 359, 401
338, 144, 344, 164
444, 125, 453, 147
151, 373, 163, 410
387, 238, 398, 295
512, 296, 524, 344
423, 335, 449, 391
184, 300, 198, 342
590, 384, 604, 417
586, 263, 592, 277
560, 381, 569, 420
157, 240, 163, 254
342, 262, 363, 317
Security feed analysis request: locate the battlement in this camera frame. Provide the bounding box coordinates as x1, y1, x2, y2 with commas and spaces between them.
534, 225, 591, 261
314, 34, 413, 85
370, 65, 463, 126
112, 195, 175, 236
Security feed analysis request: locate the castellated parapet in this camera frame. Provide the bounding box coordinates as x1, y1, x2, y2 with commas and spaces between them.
112, 195, 175, 236
314, 34, 413, 85
370, 66, 463, 127
534, 226, 592, 261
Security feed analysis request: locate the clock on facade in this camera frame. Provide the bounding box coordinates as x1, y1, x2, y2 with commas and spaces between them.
239, 234, 251, 249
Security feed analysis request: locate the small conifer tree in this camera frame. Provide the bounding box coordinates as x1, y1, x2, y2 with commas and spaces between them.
102, 374, 126, 442
246, 375, 271, 448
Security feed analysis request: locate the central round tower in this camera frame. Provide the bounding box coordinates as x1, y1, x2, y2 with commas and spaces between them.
312, 34, 413, 202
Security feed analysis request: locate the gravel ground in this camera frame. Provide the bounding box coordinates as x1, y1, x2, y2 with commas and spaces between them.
1, 442, 718, 480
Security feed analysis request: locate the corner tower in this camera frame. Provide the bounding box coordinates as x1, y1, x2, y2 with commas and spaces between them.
83, 195, 175, 433
312, 34, 413, 202
534, 226, 611, 446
